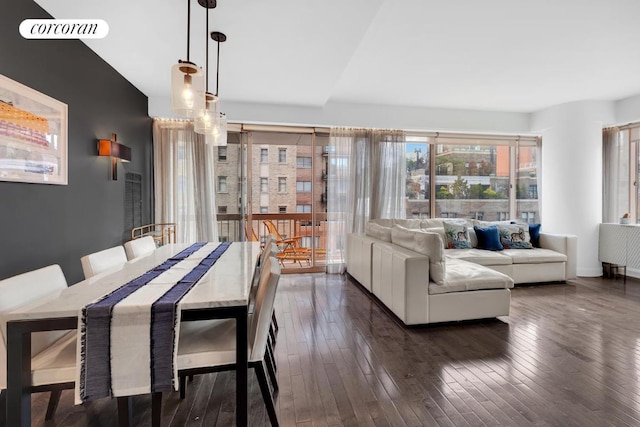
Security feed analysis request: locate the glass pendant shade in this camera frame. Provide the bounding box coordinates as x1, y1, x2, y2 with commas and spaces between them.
194, 93, 218, 135
171, 62, 205, 118
205, 112, 227, 146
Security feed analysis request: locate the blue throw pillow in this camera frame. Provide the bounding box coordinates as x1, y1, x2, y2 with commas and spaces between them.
529, 223, 541, 247
474, 225, 503, 251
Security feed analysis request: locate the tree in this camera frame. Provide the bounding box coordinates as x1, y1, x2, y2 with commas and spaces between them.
516, 183, 529, 199
406, 180, 420, 199
467, 161, 478, 176
469, 183, 484, 199
479, 160, 493, 175
437, 186, 452, 199
483, 188, 507, 199
450, 176, 469, 199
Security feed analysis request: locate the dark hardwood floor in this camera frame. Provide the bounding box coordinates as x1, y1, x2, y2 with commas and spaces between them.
3, 273, 640, 426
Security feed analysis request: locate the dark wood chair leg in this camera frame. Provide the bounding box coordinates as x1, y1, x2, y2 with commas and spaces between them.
264, 347, 279, 395
267, 339, 277, 371
152, 392, 163, 427
117, 396, 133, 427
272, 311, 279, 333
179, 374, 187, 399
45, 389, 62, 420
269, 324, 276, 346
254, 363, 280, 427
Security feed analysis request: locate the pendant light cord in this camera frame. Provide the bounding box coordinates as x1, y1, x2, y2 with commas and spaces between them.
215, 37, 220, 97
186, 0, 191, 61
205, 7, 209, 92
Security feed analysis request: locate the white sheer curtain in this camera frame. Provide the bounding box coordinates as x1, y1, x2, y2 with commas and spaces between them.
326, 128, 406, 273
153, 119, 219, 243
602, 127, 629, 223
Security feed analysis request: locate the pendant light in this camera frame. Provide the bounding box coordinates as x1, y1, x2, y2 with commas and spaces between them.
194, 5, 218, 136
171, 0, 205, 118
207, 31, 228, 146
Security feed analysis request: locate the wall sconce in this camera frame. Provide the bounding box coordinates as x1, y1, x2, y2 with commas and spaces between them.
98, 133, 131, 180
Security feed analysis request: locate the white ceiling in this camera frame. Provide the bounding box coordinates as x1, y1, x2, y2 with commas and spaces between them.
34, 0, 640, 113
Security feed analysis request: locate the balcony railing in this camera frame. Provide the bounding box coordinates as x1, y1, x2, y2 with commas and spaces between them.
217, 213, 328, 273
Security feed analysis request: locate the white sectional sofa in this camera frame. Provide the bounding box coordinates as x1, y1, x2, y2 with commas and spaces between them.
346, 218, 577, 326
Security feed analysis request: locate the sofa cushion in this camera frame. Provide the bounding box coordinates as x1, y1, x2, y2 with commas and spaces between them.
371, 219, 422, 229
365, 222, 392, 242
370, 219, 395, 228
429, 258, 514, 295
501, 248, 567, 264
444, 249, 513, 266
498, 223, 533, 249
394, 219, 423, 229
474, 225, 503, 251
420, 218, 445, 228
391, 225, 446, 285
391, 225, 416, 250
443, 221, 472, 249
413, 229, 446, 285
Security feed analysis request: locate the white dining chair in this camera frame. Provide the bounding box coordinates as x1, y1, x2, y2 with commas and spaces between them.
175, 256, 282, 426
123, 236, 157, 261
80, 245, 128, 279
0, 265, 77, 420
261, 239, 281, 341
249, 241, 280, 348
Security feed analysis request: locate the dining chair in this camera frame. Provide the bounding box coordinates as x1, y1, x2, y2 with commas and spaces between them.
258, 240, 281, 344
175, 256, 282, 426
262, 221, 311, 268
80, 245, 128, 279
0, 265, 77, 420
123, 235, 157, 260
262, 220, 309, 254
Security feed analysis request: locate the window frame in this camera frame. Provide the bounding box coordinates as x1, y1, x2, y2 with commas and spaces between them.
296, 156, 312, 168
217, 176, 228, 193
218, 146, 227, 162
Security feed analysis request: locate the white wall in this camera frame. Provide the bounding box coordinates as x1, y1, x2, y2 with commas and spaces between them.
148, 97, 532, 134
531, 101, 615, 277
615, 93, 640, 125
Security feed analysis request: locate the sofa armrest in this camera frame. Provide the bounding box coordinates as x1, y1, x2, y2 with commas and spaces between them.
372, 242, 430, 325
346, 233, 379, 291
539, 233, 578, 280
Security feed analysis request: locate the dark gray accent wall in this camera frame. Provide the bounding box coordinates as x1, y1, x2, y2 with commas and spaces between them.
0, 1, 152, 283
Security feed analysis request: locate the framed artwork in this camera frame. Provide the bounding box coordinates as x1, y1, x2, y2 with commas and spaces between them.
0, 74, 68, 185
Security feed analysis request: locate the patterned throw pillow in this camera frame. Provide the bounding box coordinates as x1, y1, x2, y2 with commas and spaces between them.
498, 223, 533, 249
443, 221, 472, 249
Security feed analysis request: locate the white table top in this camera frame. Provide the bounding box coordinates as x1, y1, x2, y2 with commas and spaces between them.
7, 242, 261, 321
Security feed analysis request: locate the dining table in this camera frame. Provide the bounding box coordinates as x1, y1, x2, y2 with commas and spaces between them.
5, 241, 261, 427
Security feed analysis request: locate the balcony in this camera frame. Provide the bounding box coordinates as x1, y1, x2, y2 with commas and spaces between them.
217, 213, 329, 273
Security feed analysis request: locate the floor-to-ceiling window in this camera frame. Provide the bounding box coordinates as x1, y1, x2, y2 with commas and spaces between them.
213, 126, 541, 272
406, 136, 430, 218
405, 133, 540, 223
516, 140, 541, 224
244, 129, 327, 272
603, 125, 640, 224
